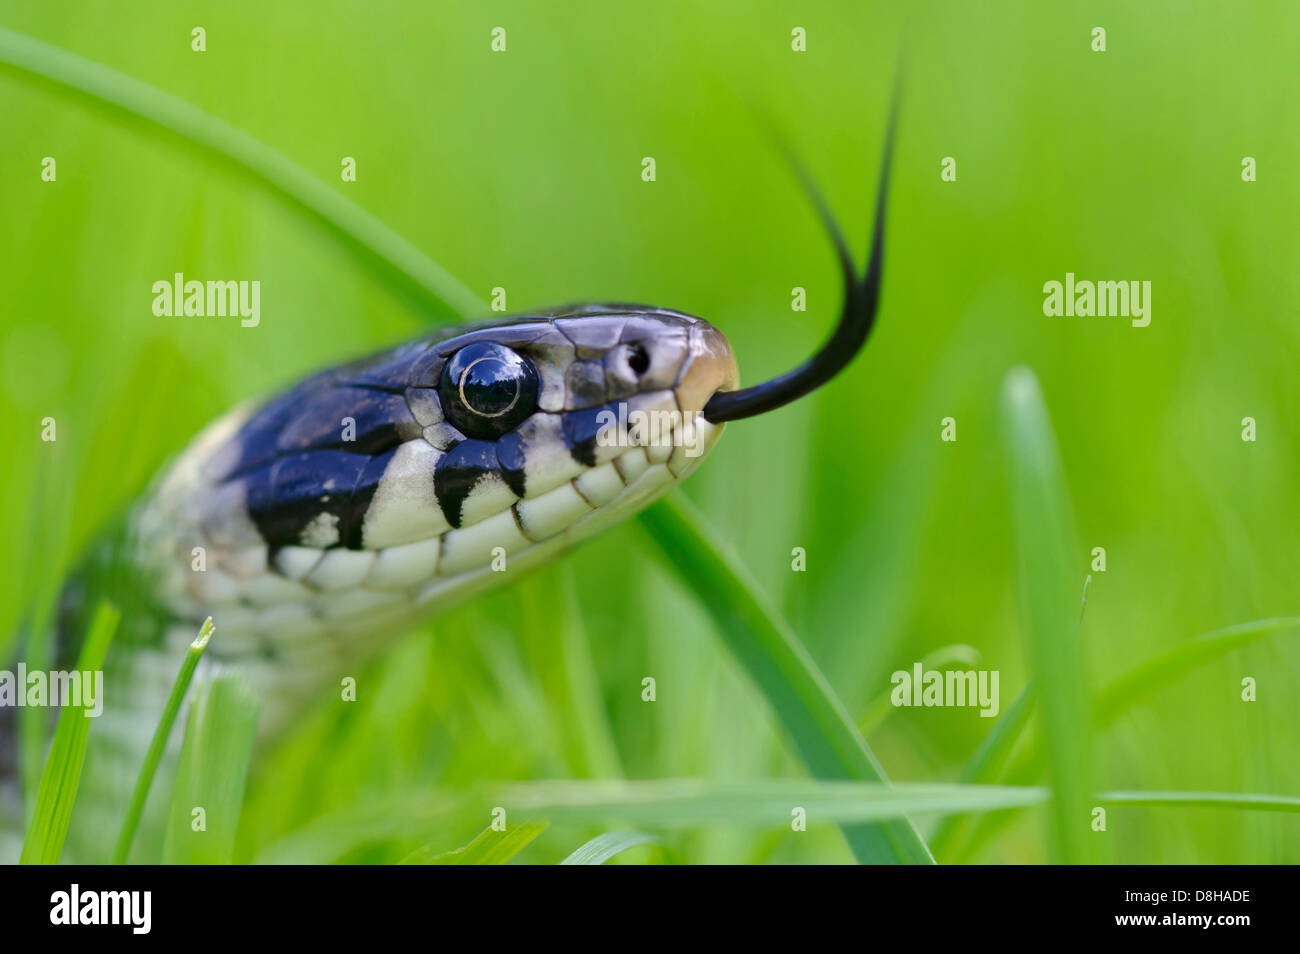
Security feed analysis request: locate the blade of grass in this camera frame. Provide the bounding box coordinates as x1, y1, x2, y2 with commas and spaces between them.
162, 673, 260, 864
111, 617, 214, 864
1002, 367, 1094, 864
559, 830, 662, 865
960, 680, 1040, 787
638, 492, 933, 864
501, 779, 1043, 826
404, 821, 548, 865
255, 777, 1300, 862
18, 601, 119, 864
1100, 791, 1300, 813
557, 566, 624, 778
0, 27, 484, 318
498, 778, 1300, 825
16, 445, 80, 808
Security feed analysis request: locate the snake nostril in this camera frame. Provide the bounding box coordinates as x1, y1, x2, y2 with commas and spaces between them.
627, 342, 650, 376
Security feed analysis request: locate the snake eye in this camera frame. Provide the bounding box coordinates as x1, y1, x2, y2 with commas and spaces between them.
439, 342, 539, 439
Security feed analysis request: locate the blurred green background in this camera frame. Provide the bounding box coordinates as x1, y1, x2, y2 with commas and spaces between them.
2, 1, 1297, 863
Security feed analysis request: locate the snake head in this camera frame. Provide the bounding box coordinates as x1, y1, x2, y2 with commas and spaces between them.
134, 305, 740, 645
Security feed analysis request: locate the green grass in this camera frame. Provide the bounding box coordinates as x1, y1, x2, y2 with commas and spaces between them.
162, 674, 260, 864
19, 601, 119, 864
0, 26, 481, 320
559, 830, 662, 865
1094, 617, 1300, 727
492, 779, 1300, 824
4, 1, 1299, 864
639, 493, 933, 863
936, 613, 1300, 862
1002, 367, 1095, 863
404, 821, 548, 865
112, 616, 214, 864
14, 449, 81, 805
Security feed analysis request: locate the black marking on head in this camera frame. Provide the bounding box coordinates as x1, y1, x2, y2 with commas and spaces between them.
495, 430, 528, 498
244, 450, 371, 548
433, 439, 501, 528
561, 407, 605, 468
210, 364, 419, 483
277, 387, 416, 456
341, 446, 398, 548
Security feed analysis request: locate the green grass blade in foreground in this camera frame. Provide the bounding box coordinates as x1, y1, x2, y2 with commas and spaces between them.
1001, 367, 1094, 864
111, 617, 214, 864
557, 566, 625, 778
15, 448, 80, 805
162, 674, 260, 864
497, 778, 1300, 825
255, 778, 1300, 862
501, 780, 1042, 825
559, 831, 662, 865
404, 821, 548, 865
19, 601, 120, 865
637, 493, 934, 865
1100, 791, 1300, 813
0, 27, 484, 319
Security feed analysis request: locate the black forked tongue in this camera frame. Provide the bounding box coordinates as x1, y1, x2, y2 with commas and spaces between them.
702, 82, 901, 424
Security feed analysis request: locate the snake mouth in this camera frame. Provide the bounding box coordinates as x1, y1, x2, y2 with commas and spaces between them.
673, 319, 740, 417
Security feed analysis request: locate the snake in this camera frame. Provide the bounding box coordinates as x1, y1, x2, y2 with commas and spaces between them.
1, 104, 898, 863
